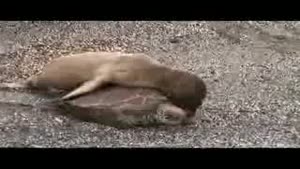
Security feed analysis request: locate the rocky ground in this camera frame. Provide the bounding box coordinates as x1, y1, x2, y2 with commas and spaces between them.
0, 21, 299, 148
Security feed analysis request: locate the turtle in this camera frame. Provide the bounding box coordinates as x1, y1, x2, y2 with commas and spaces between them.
57, 85, 197, 128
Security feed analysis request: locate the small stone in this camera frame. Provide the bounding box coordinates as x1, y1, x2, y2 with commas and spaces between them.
169, 38, 180, 43
55, 117, 63, 124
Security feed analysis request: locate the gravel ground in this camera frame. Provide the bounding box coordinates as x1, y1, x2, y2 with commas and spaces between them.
0, 21, 299, 148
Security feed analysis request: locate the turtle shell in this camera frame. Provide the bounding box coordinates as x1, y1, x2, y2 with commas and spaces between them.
59, 86, 192, 128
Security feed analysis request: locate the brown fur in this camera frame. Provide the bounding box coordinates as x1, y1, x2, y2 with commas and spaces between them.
2, 52, 207, 115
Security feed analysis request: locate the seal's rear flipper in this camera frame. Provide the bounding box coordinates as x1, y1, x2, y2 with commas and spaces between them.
0, 82, 28, 89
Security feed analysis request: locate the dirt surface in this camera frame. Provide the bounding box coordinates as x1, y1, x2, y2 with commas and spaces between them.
0, 21, 299, 147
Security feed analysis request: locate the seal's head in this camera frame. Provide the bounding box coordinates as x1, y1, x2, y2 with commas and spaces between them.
167, 70, 207, 117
